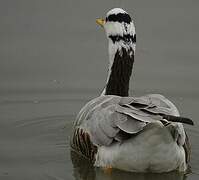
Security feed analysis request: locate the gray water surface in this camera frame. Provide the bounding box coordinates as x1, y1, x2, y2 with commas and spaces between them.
0, 0, 199, 179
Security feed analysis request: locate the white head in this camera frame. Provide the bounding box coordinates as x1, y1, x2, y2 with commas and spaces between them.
96, 8, 136, 51
96, 8, 136, 66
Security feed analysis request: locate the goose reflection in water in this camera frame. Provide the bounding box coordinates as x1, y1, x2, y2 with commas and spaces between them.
70, 150, 187, 180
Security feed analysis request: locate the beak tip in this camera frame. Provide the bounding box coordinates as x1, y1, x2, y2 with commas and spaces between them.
96, 18, 105, 27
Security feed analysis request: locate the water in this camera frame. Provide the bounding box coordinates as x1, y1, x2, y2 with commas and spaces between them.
0, 0, 199, 179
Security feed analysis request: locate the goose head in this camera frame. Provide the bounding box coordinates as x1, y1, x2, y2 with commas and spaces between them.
96, 8, 136, 62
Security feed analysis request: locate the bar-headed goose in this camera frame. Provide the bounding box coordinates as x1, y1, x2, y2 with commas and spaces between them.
70, 8, 193, 173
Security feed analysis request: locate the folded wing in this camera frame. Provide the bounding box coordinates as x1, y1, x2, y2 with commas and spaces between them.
81, 94, 193, 146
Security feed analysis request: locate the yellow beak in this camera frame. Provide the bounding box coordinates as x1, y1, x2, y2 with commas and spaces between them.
96, 18, 105, 27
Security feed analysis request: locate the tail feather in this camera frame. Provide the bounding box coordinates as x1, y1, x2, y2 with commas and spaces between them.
161, 114, 194, 125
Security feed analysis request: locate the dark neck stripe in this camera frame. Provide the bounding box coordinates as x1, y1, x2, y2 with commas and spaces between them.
106, 13, 132, 24
105, 47, 134, 97
109, 34, 136, 44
